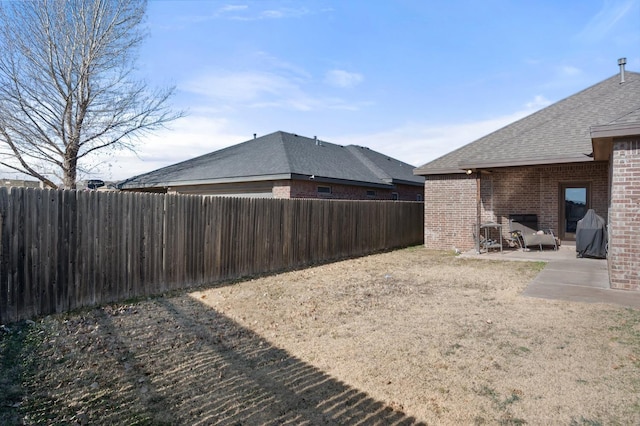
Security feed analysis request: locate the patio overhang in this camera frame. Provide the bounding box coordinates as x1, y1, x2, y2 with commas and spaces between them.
414, 155, 596, 176
458, 155, 594, 171
413, 166, 467, 176
590, 123, 640, 161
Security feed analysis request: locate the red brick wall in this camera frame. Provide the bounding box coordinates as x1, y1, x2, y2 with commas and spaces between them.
393, 183, 425, 201
480, 167, 540, 225
424, 174, 477, 250
287, 180, 423, 201
538, 163, 609, 232
423, 162, 609, 251
609, 138, 640, 290
165, 179, 423, 201
485, 163, 608, 233
272, 180, 291, 198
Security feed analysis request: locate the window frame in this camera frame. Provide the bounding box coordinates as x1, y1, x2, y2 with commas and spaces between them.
317, 185, 332, 195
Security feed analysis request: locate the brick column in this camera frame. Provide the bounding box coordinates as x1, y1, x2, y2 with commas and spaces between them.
609, 138, 640, 290
424, 174, 477, 251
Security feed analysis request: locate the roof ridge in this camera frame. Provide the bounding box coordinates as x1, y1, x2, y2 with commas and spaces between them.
415, 71, 640, 175
276, 131, 296, 172
609, 105, 640, 123
117, 136, 250, 187
498, 73, 640, 144
346, 145, 392, 183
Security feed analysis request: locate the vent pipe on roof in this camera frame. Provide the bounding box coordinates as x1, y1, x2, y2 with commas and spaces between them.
253, 133, 257, 139
618, 57, 626, 84
314, 136, 320, 146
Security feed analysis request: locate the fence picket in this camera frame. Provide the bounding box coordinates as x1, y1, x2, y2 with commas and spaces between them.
0, 188, 423, 323
0, 188, 8, 322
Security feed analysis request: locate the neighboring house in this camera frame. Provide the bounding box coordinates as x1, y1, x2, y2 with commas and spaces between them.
76, 180, 119, 190
119, 131, 424, 201
0, 178, 41, 189
414, 60, 640, 291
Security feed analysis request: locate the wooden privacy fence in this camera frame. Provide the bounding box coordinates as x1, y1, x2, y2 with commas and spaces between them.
0, 187, 423, 323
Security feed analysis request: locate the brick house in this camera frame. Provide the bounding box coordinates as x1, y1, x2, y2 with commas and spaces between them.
414, 61, 640, 290
119, 131, 424, 201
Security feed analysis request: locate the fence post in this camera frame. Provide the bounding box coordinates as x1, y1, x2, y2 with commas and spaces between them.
0, 190, 424, 322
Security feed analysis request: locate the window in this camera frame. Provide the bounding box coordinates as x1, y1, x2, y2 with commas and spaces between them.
317, 185, 331, 194
366, 190, 376, 197
416, 194, 423, 201
391, 193, 399, 200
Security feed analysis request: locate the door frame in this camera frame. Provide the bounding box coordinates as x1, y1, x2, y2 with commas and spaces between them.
558, 182, 591, 241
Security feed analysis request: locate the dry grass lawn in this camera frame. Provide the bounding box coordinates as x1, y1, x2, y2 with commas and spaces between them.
1, 247, 639, 425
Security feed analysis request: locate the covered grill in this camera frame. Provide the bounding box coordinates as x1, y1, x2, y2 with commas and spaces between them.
576, 209, 607, 259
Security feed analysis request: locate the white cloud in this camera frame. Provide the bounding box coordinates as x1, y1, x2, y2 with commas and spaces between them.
179, 4, 310, 23
91, 94, 551, 181
324, 70, 364, 88
538, 64, 592, 92
5, 92, 553, 183
257, 7, 310, 20
251, 51, 312, 80
331, 97, 549, 167
523, 57, 542, 65
216, 5, 310, 21
262, 10, 285, 19
183, 70, 367, 111
576, 0, 637, 41
559, 65, 582, 77
84, 115, 248, 181
184, 71, 298, 103
219, 5, 248, 13
525, 95, 552, 109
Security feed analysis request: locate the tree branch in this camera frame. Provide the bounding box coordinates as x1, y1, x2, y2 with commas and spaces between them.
0, 0, 176, 189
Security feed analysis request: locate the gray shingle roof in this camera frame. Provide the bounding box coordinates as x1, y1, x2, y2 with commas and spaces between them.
414, 71, 640, 175
119, 131, 424, 189
608, 105, 640, 125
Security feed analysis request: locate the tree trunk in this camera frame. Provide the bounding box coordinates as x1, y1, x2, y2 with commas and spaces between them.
0, 0, 180, 187
63, 149, 78, 190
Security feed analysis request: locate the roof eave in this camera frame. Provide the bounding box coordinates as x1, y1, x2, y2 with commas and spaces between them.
119, 173, 294, 190
387, 178, 426, 186
414, 155, 596, 176
120, 173, 399, 190
413, 167, 466, 176
590, 122, 640, 161
590, 122, 640, 139
459, 155, 594, 170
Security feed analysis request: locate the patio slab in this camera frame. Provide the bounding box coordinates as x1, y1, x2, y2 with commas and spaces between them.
460, 244, 640, 309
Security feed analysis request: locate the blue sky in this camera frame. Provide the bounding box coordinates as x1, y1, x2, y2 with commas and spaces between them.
57, 1, 640, 180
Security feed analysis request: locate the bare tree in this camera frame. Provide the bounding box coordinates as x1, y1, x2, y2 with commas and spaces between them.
0, 0, 181, 189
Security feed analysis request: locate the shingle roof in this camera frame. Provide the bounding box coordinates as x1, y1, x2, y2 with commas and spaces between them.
414, 71, 640, 175
118, 131, 424, 189
608, 105, 640, 125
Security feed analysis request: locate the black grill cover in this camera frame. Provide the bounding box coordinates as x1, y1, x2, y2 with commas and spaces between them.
576, 209, 607, 259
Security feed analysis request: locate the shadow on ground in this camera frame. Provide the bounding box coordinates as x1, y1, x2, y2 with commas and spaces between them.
1, 295, 422, 425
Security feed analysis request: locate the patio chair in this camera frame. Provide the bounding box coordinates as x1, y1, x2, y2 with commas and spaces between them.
508, 218, 558, 251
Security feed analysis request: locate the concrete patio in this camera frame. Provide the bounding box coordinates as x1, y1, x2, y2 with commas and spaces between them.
460, 242, 640, 309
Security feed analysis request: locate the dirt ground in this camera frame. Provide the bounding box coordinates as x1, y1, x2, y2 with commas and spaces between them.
2, 247, 639, 425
